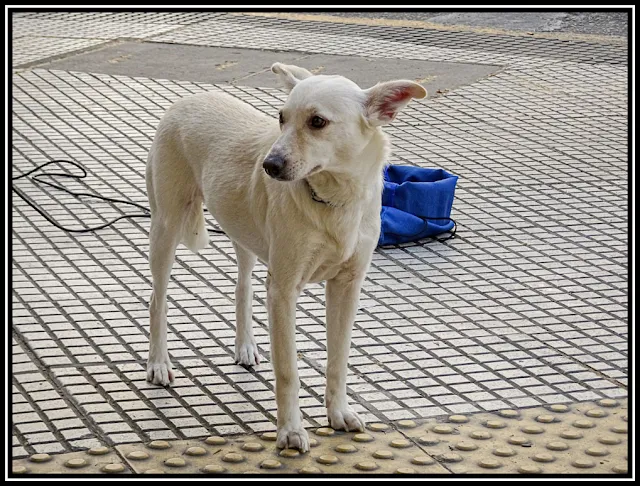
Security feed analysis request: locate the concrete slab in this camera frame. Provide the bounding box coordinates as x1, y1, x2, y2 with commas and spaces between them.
43, 42, 502, 95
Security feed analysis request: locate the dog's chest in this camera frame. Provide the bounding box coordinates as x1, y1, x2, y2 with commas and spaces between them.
307, 216, 378, 283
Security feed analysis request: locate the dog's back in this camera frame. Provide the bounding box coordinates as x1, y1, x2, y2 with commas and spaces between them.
146, 91, 278, 257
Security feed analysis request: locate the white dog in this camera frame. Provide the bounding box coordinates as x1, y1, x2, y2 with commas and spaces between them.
145, 63, 426, 452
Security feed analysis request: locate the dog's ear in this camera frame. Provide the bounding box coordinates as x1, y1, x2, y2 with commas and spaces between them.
364, 81, 427, 126
271, 63, 313, 92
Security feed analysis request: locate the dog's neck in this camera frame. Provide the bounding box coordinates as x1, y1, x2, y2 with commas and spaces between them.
304, 129, 389, 208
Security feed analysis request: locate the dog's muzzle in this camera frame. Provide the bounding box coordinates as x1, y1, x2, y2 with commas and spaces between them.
263, 154, 287, 179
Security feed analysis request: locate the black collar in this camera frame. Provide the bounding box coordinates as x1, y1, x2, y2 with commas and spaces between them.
305, 180, 341, 208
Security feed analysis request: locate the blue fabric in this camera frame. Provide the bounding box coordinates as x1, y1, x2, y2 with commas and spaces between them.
379, 165, 458, 246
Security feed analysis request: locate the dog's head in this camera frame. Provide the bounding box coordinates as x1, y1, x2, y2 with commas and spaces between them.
263, 63, 427, 181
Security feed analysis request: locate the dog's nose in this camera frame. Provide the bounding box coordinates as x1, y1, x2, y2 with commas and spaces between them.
263, 154, 286, 178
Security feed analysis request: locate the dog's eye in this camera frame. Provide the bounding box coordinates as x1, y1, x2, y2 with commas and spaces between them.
279, 112, 284, 126
310, 116, 327, 129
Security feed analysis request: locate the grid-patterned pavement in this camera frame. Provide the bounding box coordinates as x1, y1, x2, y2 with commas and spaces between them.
11, 11, 628, 460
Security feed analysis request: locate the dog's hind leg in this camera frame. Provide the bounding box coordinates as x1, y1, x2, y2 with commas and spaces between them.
233, 241, 261, 366
147, 213, 180, 386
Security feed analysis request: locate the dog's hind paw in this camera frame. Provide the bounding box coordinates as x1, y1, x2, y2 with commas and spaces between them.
147, 360, 174, 386
327, 407, 365, 432
276, 425, 309, 453
235, 339, 261, 366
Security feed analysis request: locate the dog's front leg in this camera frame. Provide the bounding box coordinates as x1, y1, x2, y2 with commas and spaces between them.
266, 274, 309, 452
324, 271, 366, 432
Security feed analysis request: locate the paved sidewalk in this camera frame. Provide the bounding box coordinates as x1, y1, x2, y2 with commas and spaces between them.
11, 10, 628, 474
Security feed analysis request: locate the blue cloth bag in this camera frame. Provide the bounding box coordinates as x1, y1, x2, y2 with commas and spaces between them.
378, 165, 458, 246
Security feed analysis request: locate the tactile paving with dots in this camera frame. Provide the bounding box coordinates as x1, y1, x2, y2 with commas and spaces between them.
114, 425, 450, 474
12, 446, 131, 475
10, 399, 628, 475
404, 398, 628, 474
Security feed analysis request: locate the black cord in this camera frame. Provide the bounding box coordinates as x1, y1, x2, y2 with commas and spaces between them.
11, 159, 454, 247
11, 160, 225, 234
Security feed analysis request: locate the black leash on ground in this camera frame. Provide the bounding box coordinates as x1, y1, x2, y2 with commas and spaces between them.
11, 160, 454, 245
11, 160, 225, 235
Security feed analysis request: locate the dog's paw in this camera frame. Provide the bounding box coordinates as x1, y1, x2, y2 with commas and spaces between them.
235, 338, 261, 366
327, 407, 365, 432
147, 360, 174, 386
276, 425, 309, 452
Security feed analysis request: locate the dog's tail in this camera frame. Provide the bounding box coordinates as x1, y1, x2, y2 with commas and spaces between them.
181, 196, 209, 253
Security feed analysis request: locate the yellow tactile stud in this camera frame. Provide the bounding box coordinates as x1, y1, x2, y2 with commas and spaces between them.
164, 457, 186, 468
498, 409, 519, 418
470, 430, 492, 440
368, 423, 389, 432
532, 453, 555, 463
519, 465, 542, 474
241, 442, 264, 452
411, 455, 435, 465
202, 464, 226, 473
126, 451, 150, 460
389, 439, 412, 449
521, 425, 544, 434
611, 425, 627, 434
299, 466, 322, 474
355, 461, 378, 471
13, 465, 28, 474
260, 432, 277, 442
585, 447, 609, 457
335, 444, 357, 453
64, 458, 87, 469
87, 446, 110, 455
559, 430, 583, 440
485, 420, 506, 429
316, 454, 338, 465
546, 441, 569, 451
280, 449, 300, 458
397, 420, 417, 429
478, 458, 501, 469
222, 453, 245, 463
417, 436, 440, 446
598, 435, 621, 445
585, 409, 607, 418
493, 447, 516, 457
508, 436, 530, 445
147, 440, 170, 450
572, 419, 595, 429
612, 464, 628, 474
353, 433, 374, 443
185, 446, 207, 456
432, 425, 454, 434
29, 454, 52, 463
396, 467, 416, 474
455, 441, 478, 451
440, 452, 463, 463
260, 459, 282, 469
102, 463, 125, 473
372, 450, 394, 460
597, 399, 619, 407
572, 458, 595, 469
449, 415, 469, 423
315, 427, 335, 437
535, 414, 555, 423
205, 436, 227, 445
549, 404, 570, 413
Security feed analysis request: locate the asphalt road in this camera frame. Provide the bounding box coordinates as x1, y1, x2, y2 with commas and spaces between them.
316, 11, 629, 37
